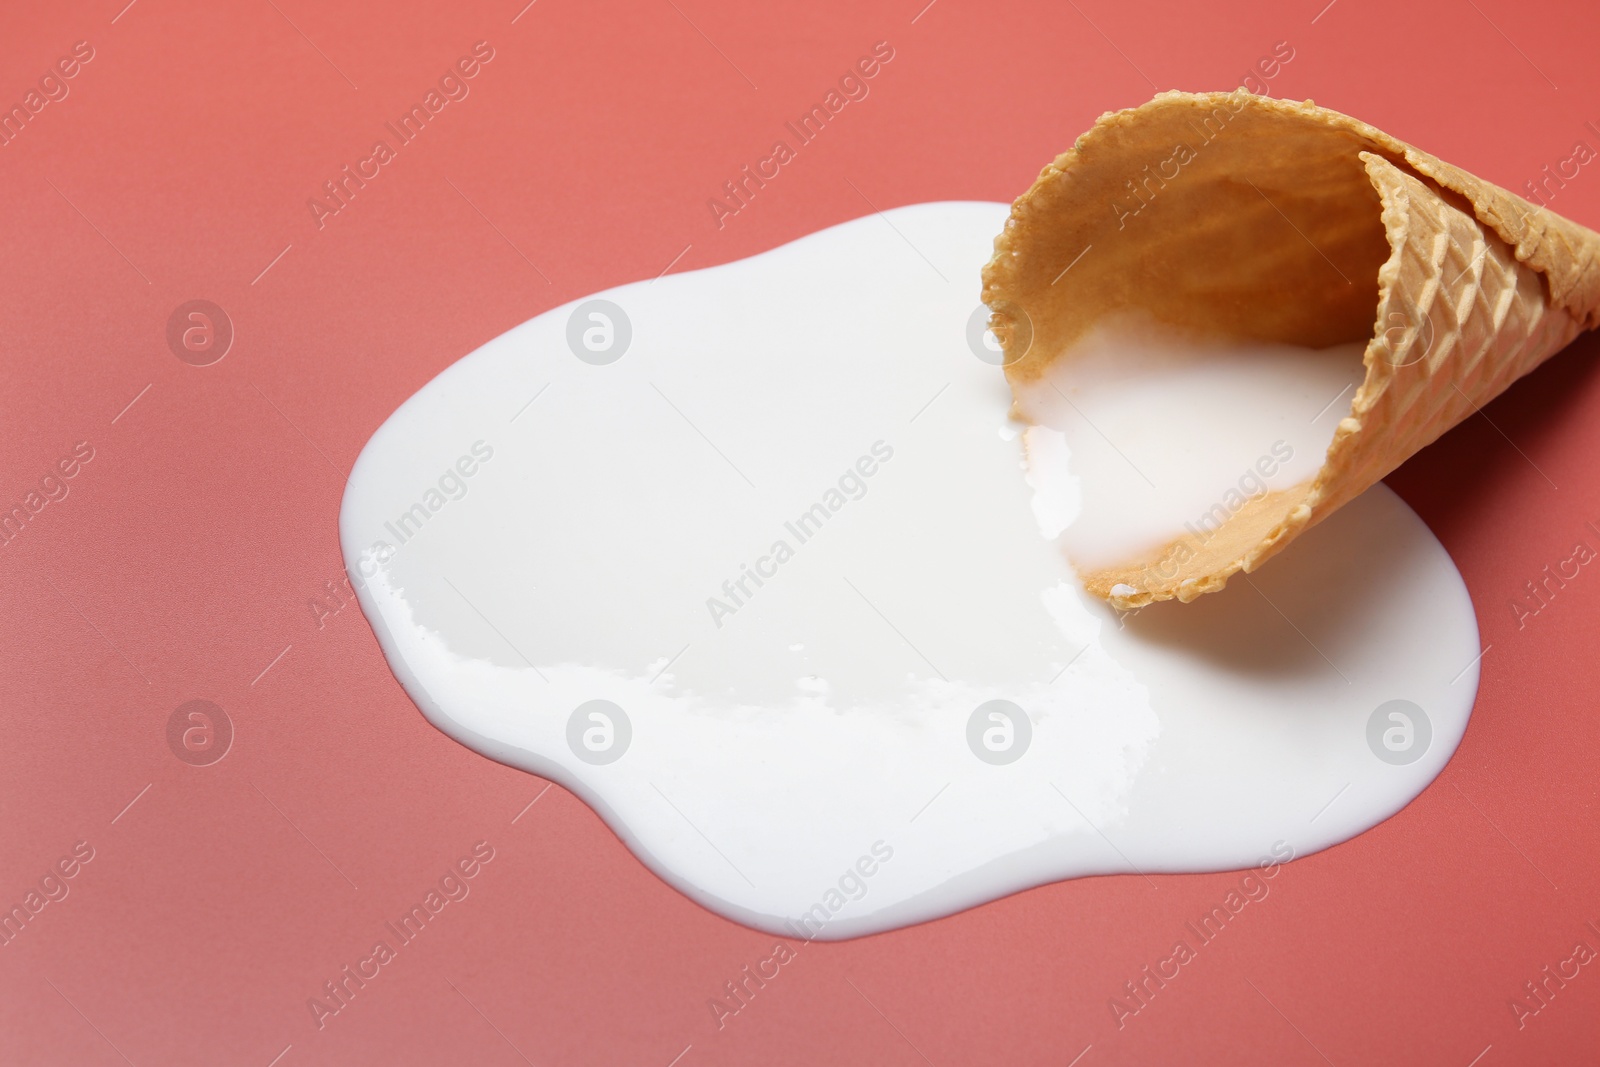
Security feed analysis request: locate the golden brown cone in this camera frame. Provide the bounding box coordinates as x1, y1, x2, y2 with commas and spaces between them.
982, 90, 1600, 609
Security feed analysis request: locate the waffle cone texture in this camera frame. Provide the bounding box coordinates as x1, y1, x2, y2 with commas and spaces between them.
982, 91, 1600, 609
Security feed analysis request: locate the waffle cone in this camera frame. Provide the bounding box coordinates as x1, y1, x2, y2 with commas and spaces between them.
982, 91, 1600, 609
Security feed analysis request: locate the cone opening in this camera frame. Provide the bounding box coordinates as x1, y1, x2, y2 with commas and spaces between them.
983, 92, 1408, 605
984, 91, 1600, 607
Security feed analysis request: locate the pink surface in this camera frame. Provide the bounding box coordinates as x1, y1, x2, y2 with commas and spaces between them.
3, 0, 1599, 1063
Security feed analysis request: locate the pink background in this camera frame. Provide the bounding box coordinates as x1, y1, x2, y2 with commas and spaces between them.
3, 0, 1600, 1063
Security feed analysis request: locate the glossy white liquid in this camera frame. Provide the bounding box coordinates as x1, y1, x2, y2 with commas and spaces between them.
1013, 316, 1368, 571
341, 202, 1479, 940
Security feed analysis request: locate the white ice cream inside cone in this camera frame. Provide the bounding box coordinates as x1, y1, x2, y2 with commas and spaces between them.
1014, 313, 1365, 578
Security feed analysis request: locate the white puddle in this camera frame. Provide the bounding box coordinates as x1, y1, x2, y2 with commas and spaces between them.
340, 202, 1479, 939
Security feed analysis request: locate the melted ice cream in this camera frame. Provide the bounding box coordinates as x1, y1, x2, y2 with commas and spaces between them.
340, 202, 1478, 939
1014, 315, 1367, 572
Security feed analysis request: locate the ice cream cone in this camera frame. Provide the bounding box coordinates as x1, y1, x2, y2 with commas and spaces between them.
982, 90, 1600, 609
